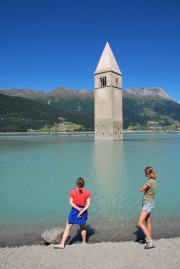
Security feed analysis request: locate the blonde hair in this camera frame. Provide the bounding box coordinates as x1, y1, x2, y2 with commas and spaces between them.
76, 177, 85, 194
145, 166, 156, 179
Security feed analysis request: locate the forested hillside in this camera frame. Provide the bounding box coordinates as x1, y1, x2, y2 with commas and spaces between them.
0, 87, 180, 132
0, 93, 93, 132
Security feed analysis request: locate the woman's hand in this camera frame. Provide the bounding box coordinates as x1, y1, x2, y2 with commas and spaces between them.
78, 208, 83, 218
78, 211, 83, 218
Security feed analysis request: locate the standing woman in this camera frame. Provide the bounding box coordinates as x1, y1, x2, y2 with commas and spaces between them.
54, 177, 91, 249
137, 166, 157, 249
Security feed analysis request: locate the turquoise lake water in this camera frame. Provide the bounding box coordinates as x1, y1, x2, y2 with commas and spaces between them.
0, 133, 180, 246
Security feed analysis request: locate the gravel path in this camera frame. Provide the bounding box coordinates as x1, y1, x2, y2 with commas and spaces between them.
0, 237, 180, 269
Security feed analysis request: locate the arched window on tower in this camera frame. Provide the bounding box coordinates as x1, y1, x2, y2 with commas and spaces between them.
100, 76, 107, 87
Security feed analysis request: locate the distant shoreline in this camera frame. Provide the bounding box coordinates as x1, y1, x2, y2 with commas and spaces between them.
0, 130, 180, 136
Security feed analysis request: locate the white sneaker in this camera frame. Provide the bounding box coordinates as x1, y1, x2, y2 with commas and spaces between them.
144, 241, 156, 249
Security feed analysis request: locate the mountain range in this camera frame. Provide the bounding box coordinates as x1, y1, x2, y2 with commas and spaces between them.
0, 87, 179, 132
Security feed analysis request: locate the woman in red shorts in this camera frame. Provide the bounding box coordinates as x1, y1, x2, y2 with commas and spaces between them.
54, 177, 91, 249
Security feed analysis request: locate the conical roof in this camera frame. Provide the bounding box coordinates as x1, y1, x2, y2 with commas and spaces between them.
94, 42, 122, 75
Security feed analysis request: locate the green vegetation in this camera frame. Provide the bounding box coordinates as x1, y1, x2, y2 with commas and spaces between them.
0, 93, 93, 132
122, 94, 180, 131
0, 88, 180, 132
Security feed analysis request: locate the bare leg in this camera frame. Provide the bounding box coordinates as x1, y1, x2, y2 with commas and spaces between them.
145, 213, 152, 237
137, 210, 152, 241
79, 224, 86, 243
54, 221, 73, 248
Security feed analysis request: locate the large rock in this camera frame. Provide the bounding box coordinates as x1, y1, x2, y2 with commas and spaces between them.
41, 227, 64, 244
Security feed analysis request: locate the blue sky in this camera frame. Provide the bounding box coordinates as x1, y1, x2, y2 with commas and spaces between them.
0, 0, 180, 102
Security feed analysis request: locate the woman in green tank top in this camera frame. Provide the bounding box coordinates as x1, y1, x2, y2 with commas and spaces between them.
137, 166, 157, 249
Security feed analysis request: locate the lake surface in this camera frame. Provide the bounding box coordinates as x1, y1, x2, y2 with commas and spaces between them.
0, 133, 180, 246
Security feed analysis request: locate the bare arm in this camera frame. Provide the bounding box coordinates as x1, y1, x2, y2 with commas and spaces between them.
78, 197, 91, 218
139, 183, 149, 192
69, 197, 82, 211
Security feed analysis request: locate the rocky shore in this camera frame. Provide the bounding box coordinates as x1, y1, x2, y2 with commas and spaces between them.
0, 237, 179, 269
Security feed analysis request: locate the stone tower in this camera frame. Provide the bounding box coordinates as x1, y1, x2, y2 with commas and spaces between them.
94, 42, 123, 141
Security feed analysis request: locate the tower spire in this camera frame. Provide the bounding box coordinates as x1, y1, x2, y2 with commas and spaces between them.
94, 42, 122, 75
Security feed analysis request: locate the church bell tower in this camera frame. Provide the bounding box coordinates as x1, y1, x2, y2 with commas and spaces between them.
94, 42, 123, 141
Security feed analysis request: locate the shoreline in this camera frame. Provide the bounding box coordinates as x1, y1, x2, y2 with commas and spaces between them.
0, 130, 180, 136
1, 231, 180, 248
1, 224, 180, 248
0, 237, 180, 269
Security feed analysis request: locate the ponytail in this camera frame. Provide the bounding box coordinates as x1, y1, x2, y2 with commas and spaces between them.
76, 177, 85, 194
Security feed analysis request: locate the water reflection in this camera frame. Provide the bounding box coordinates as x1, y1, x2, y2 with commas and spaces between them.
92, 141, 125, 214
90, 141, 136, 241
